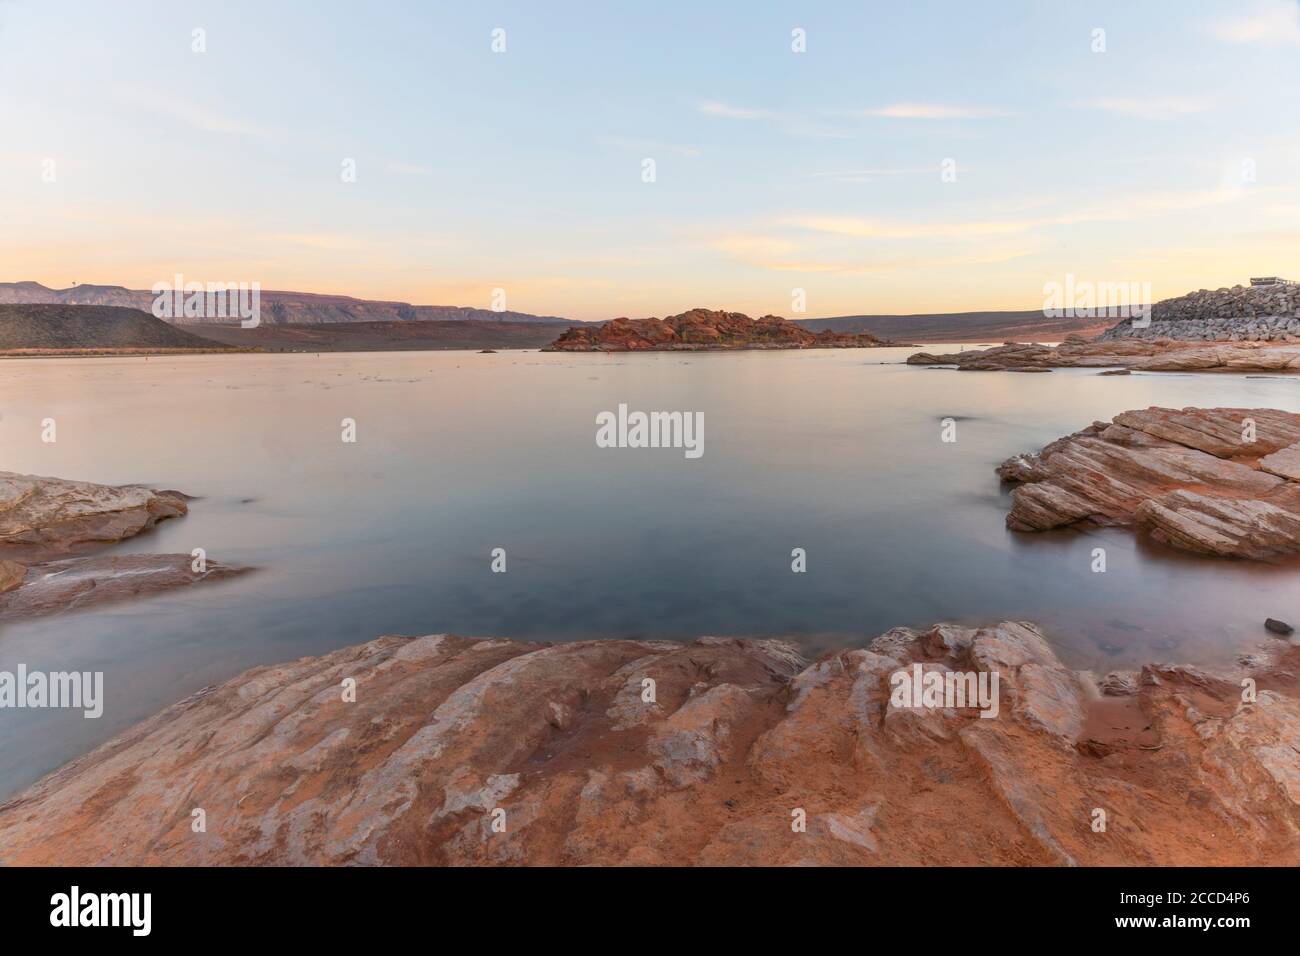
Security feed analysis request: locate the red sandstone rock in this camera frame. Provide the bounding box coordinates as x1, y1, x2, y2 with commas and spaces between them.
999, 407, 1300, 558
546, 308, 901, 351
0, 622, 1294, 866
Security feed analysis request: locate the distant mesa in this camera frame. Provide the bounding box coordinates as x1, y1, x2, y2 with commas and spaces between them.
544, 308, 905, 351
797, 308, 1111, 343
0, 282, 571, 327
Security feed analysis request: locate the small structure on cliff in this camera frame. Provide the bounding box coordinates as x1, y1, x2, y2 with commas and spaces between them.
1250, 277, 1296, 287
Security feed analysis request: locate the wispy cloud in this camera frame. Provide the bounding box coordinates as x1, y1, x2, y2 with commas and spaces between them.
697, 100, 771, 120
386, 162, 434, 176
788, 216, 1033, 240
808, 165, 941, 184
113, 85, 268, 136
847, 103, 1008, 120
786, 187, 1249, 241
701, 187, 1253, 282
269, 233, 363, 251
598, 135, 701, 158
697, 99, 1010, 135
1077, 96, 1216, 120
695, 101, 853, 139
712, 240, 1037, 276
1202, 0, 1300, 46
710, 235, 798, 258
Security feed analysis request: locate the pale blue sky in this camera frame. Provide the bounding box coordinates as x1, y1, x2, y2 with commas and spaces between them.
3, 0, 1299, 319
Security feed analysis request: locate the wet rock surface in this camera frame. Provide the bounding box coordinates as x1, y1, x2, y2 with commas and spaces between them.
0, 553, 247, 620
998, 407, 1300, 559
1, 621, 1294, 866
908, 338, 1300, 372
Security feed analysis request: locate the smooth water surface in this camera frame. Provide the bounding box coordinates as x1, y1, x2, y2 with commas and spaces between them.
1, 346, 1298, 797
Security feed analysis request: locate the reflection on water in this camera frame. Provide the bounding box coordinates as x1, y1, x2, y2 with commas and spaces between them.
1, 347, 1298, 797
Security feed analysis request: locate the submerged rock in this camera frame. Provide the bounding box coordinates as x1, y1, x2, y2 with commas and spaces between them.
1265, 618, 1294, 637
0, 553, 247, 620
998, 407, 1300, 559
0, 621, 1294, 866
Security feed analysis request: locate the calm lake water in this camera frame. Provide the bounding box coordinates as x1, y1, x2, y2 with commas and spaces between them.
1, 346, 1299, 798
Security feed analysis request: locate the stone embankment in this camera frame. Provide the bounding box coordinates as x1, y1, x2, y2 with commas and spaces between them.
1102, 283, 1300, 342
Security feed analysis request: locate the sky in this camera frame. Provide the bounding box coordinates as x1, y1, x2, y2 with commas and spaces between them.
2, 0, 1300, 321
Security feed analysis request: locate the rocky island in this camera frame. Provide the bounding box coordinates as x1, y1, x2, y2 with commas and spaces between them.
999, 407, 1300, 559
0, 620, 1294, 865
0, 471, 243, 618
545, 308, 902, 351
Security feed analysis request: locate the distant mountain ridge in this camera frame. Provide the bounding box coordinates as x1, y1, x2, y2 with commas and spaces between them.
796, 309, 1112, 343
1, 282, 1117, 342
0, 282, 572, 326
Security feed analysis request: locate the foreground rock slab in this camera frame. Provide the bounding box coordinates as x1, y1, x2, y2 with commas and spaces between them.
908, 338, 1300, 373
0, 471, 188, 563
999, 407, 1300, 559
1, 622, 1295, 866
